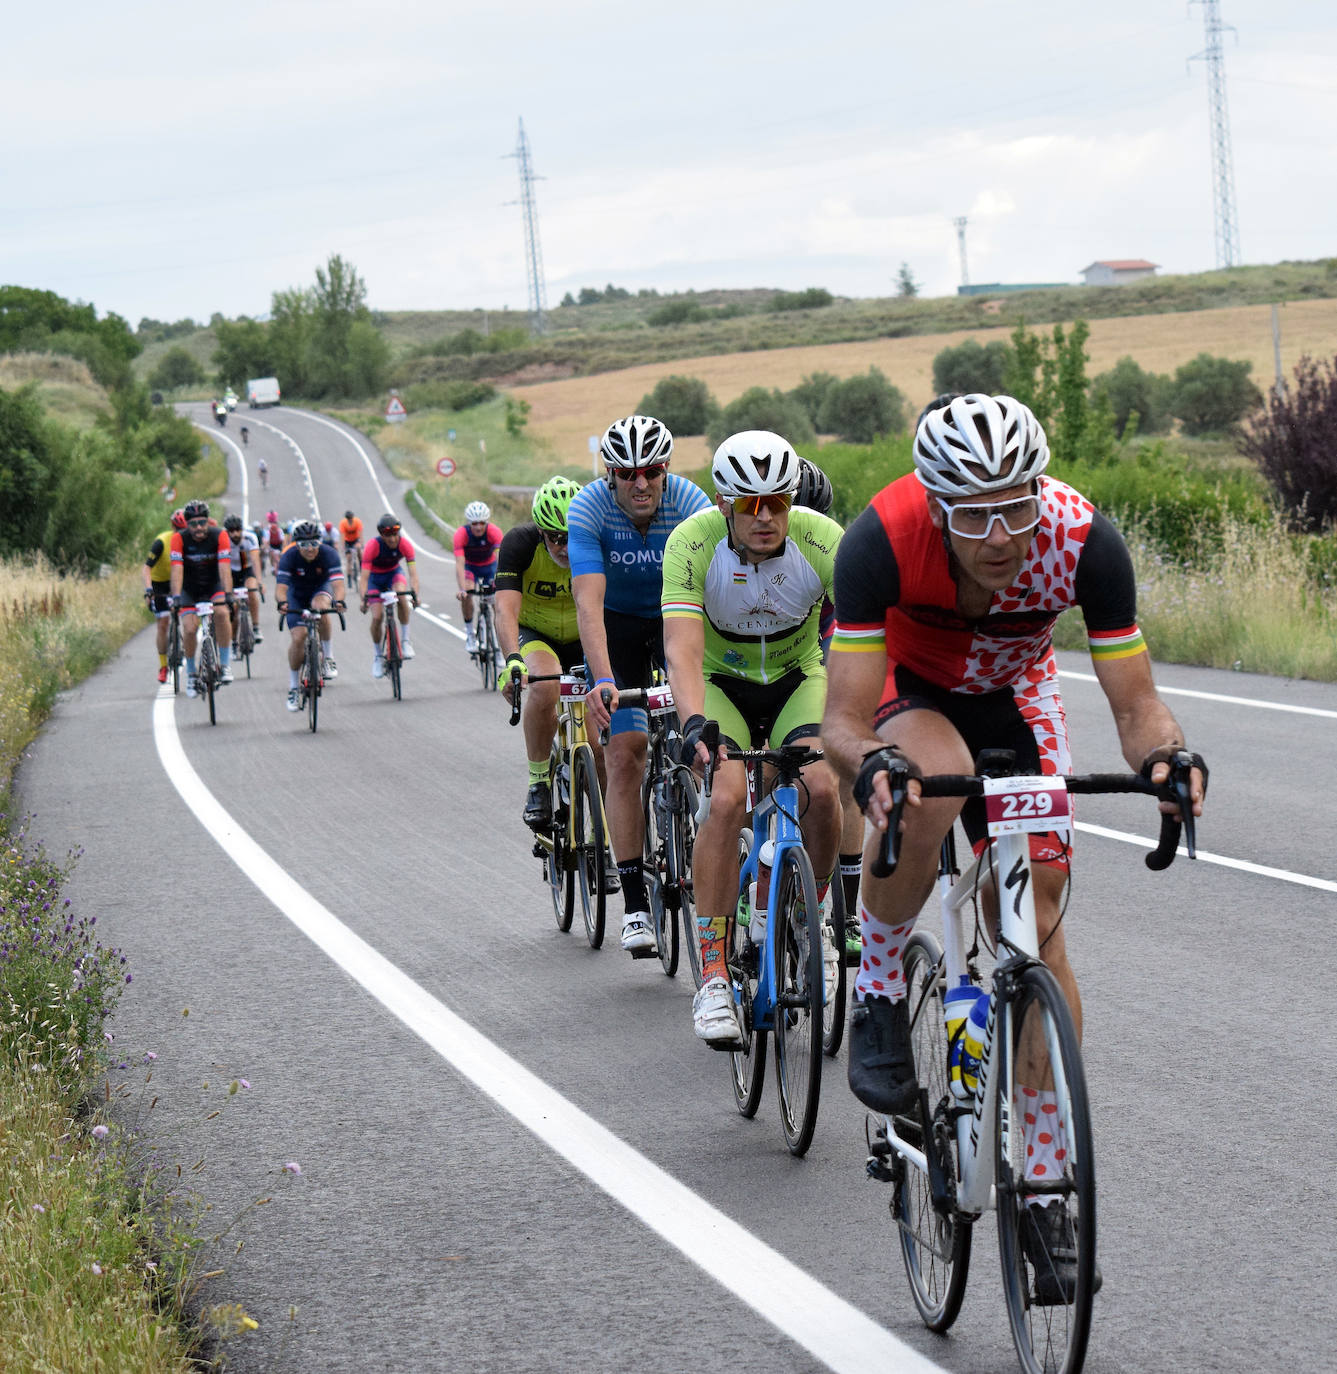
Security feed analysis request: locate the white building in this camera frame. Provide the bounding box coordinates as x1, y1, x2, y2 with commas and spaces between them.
1080, 259, 1159, 286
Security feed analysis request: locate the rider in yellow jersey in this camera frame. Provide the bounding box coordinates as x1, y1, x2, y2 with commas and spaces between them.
143, 509, 186, 683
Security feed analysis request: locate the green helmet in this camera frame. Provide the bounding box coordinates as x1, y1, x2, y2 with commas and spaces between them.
532, 476, 582, 533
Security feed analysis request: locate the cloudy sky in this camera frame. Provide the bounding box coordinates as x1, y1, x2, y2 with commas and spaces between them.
4, 1, 1332, 325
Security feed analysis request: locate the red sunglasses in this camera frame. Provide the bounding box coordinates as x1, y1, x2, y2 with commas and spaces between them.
613, 464, 668, 482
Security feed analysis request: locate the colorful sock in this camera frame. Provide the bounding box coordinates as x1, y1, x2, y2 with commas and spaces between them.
1019, 1086, 1067, 1191
220, 645, 231, 667
853, 899, 917, 1002
697, 915, 728, 983
158, 653, 167, 668
618, 859, 647, 913
527, 759, 548, 784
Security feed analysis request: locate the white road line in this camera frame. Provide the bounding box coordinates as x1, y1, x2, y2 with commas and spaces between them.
284, 408, 453, 566
238, 414, 323, 523
1058, 670, 1337, 720
151, 691, 943, 1374
1076, 822, 1337, 893
415, 606, 464, 640
192, 422, 249, 524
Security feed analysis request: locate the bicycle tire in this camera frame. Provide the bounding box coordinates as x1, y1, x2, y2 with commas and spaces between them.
385, 616, 403, 701
997, 963, 1096, 1374
895, 930, 973, 1333
549, 755, 575, 932
571, 745, 606, 949
478, 605, 499, 692
822, 878, 848, 1057
669, 769, 702, 989
199, 633, 219, 726
729, 830, 765, 1117
772, 845, 823, 1156
306, 643, 320, 734
642, 773, 678, 977
237, 605, 254, 677
168, 616, 182, 694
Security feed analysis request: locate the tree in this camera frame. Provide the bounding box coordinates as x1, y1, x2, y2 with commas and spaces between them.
1238, 354, 1337, 531
147, 346, 205, 392
931, 339, 1012, 396
637, 375, 720, 437
560, 291, 576, 307
504, 396, 531, 437
577, 287, 601, 305
896, 263, 919, 298
1003, 318, 1117, 464
1170, 353, 1263, 436
345, 319, 391, 397
706, 388, 815, 451
212, 317, 274, 391
816, 368, 906, 443
0, 386, 59, 556
787, 372, 839, 428
767, 287, 832, 313
1090, 356, 1174, 438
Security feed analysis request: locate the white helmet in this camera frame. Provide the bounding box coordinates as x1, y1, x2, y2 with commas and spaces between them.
463, 501, 491, 523
711, 430, 802, 499
599, 414, 673, 470
913, 393, 1049, 497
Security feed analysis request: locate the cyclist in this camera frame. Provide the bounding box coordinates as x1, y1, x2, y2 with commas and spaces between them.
495, 477, 584, 829
822, 393, 1207, 1291
265, 509, 283, 574
361, 513, 421, 677
339, 509, 364, 578
241, 425, 250, 446
276, 519, 346, 710
168, 500, 235, 696
453, 500, 503, 656
223, 514, 264, 645
569, 414, 712, 956
663, 431, 844, 1045
795, 455, 862, 961
143, 508, 187, 683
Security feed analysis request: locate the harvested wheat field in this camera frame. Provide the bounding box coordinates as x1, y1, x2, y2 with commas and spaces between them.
518, 298, 1337, 472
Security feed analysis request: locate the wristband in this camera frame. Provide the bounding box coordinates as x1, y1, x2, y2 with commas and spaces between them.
594, 676, 615, 688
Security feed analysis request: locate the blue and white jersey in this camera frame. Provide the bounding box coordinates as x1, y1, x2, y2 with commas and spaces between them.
567, 474, 712, 618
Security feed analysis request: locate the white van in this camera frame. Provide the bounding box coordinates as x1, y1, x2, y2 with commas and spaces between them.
246, 377, 281, 408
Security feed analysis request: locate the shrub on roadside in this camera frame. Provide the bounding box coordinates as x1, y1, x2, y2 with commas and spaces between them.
146, 347, 205, 392
767, 288, 833, 313
399, 380, 496, 412
816, 368, 906, 443
931, 338, 1012, 396
1169, 352, 1263, 435
1091, 356, 1174, 438
637, 375, 720, 437
787, 372, 838, 428
706, 387, 815, 451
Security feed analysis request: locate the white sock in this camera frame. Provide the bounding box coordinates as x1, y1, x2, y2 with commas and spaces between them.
289, 669, 300, 689
853, 899, 917, 1002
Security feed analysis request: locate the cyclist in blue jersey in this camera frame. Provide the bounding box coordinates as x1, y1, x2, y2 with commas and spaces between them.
568, 414, 712, 956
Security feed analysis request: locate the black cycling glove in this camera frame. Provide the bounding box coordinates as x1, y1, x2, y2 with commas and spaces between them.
1140, 745, 1209, 796
678, 714, 708, 766
852, 746, 920, 814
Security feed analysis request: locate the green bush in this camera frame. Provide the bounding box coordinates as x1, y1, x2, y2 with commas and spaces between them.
647, 300, 709, 327
931, 339, 1012, 396
1170, 353, 1264, 435
147, 346, 205, 392
1091, 356, 1174, 437
788, 372, 838, 427
767, 288, 833, 313
400, 379, 496, 411
815, 434, 915, 525
706, 387, 815, 451
637, 375, 720, 437
817, 368, 906, 443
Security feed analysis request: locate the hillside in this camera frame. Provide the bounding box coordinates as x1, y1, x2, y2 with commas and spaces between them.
0, 353, 111, 430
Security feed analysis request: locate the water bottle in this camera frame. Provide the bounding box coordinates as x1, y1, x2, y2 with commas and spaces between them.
751, 840, 774, 947
961, 990, 991, 1097
945, 983, 989, 1099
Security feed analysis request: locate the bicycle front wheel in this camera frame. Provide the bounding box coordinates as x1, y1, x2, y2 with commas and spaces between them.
772, 845, 823, 1156
728, 900, 766, 1119
896, 930, 972, 1332
668, 769, 702, 988
571, 745, 607, 949
642, 774, 677, 977
997, 963, 1096, 1374
306, 647, 320, 733
821, 880, 847, 1058
168, 618, 182, 694
385, 618, 403, 700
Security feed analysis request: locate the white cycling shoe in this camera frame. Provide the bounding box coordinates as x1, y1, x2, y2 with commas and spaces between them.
620, 912, 656, 956
371, 654, 385, 679
693, 977, 743, 1047
401, 642, 415, 659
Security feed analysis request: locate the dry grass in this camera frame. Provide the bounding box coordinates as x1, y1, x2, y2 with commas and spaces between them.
0, 352, 111, 431
516, 298, 1337, 471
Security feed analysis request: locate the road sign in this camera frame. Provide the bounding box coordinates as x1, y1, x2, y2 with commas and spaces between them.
447, 428, 457, 442
435, 456, 457, 478
386, 395, 407, 423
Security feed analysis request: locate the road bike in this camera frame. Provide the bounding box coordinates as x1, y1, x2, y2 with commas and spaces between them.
291, 606, 346, 733
189, 600, 225, 725
822, 869, 848, 1058
166, 604, 184, 694
864, 748, 1201, 1374
617, 678, 700, 982
343, 545, 361, 597
697, 732, 827, 1157
370, 588, 415, 701
231, 588, 262, 680
472, 581, 502, 692
511, 667, 610, 949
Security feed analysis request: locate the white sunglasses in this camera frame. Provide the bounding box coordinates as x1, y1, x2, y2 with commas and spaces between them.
938, 495, 1042, 540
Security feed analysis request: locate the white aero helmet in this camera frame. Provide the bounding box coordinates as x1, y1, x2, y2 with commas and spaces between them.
599, 414, 673, 470
913, 393, 1049, 497
463, 500, 491, 523
711, 430, 802, 500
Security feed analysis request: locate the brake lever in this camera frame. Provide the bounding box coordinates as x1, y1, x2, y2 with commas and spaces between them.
870, 761, 912, 878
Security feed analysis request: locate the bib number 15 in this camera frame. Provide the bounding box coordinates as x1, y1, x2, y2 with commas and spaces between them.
982, 775, 1072, 836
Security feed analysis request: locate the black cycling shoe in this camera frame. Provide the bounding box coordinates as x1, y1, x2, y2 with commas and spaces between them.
1020, 1201, 1103, 1306
523, 781, 552, 830
848, 996, 918, 1114
601, 864, 621, 896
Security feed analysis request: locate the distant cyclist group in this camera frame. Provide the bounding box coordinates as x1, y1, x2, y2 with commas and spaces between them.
148, 395, 1207, 1349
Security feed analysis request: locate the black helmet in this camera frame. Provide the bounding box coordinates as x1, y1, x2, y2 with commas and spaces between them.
293, 519, 322, 542
344, 509, 355, 520
183, 499, 209, 520
223, 513, 243, 532
794, 457, 833, 515
376, 513, 401, 534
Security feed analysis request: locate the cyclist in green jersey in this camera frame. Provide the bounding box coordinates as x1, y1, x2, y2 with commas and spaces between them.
662, 430, 844, 1046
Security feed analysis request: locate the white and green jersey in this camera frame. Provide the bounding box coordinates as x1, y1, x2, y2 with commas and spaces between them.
661, 506, 843, 683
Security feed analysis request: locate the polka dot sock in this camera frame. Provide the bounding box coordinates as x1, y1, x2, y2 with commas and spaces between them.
1019, 1085, 1067, 1191
853, 900, 917, 1002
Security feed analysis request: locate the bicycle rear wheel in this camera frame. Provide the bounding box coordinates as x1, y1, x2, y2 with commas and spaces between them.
728, 893, 766, 1119
895, 930, 972, 1333
642, 774, 677, 977
237, 607, 254, 677
821, 879, 848, 1057
772, 845, 823, 1156
571, 745, 607, 949
199, 635, 218, 725
481, 609, 500, 692
305, 646, 319, 733
997, 963, 1096, 1374
386, 617, 403, 700
669, 769, 702, 988
549, 757, 574, 931
168, 617, 182, 694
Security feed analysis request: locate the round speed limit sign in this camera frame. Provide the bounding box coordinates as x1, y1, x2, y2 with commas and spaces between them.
435, 456, 457, 478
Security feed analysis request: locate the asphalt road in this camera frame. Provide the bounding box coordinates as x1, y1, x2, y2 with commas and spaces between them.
17, 404, 1337, 1373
